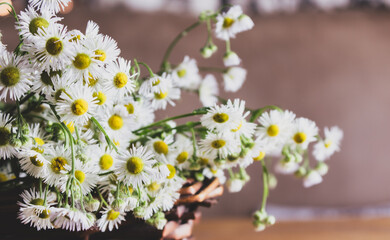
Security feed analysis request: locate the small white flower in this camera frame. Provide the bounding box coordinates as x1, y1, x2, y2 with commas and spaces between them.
275, 160, 300, 175
42, 145, 70, 187
0, 113, 18, 159
102, 57, 135, 98
303, 170, 323, 188
19, 149, 49, 178
199, 132, 241, 159
223, 51, 241, 67
291, 117, 319, 150
172, 56, 201, 90
114, 146, 158, 188
67, 160, 99, 195
85, 33, 120, 65
0, 51, 32, 101
97, 208, 126, 232
223, 66, 247, 92
29, 0, 72, 14
199, 74, 219, 107
201, 100, 242, 134
313, 126, 343, 161
145, 75, 181, 110
215, 5, 244, 40
53, 207, 94, 231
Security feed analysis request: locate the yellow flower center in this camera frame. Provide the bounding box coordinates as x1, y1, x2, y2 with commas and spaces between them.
325, 141, 332, 148
64, 121, 75, 134
177, 69, 186, 78
125, 103, 134, 114
199, 157, 209, 166
213, 113, 229, 123
211, 140, 226, 149
94, 49, 106, 62
128, 186, 134, 194
108, 115, 123, 130
107, 209, 120, 220
71, 99, 89, 116
154, 91, 168, 100
30, 155, 44, 167
113, 140, 120, 147
1, 67, 20, 87
0, 127, 11, 146
153, 140, 168, 155
32, 147, 44, 154
167, 164, 176, 179
34, 137, 45, 146
75, 170, 86, 184
113, 72, 128, 88
46, 37, 63, 56
267, 125, 279, 137
88, 73, 98, 87
73, 53, 91, 70
152, 78, 160, 86
147, 181, 161, 192
99, 154, 113, 170
253, 151, 266, 161
126, 157, 144, 174
293, 132, 307, 144
30, 198, 44, 206
50, 157, 67, 173
0, 173, 8, 182
38, 209, 50, 219
223, 17, 235, 28
176, 151, 189, 164
93, 91, 107, 105
29, 17, 49, 34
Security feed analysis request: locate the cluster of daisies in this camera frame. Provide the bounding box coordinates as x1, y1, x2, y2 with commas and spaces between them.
0, 0, 342, 233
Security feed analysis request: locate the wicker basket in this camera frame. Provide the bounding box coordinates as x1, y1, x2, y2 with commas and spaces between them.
0, 178, 223, 240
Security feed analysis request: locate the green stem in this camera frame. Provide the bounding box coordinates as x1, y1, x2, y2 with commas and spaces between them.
39, 178, 43, 195
138, 61, 154, 77
43, 184, 49, 205
206, 18, 213, 45
227, 168, 234, 179
90, 117, 118, 152
225, 38, 231, 53
133, 59, 141, 82
190, 128, 197, 158
198, 66, 227, 73
250, 105, 283, 123
97, 188, 109, 207
160, 21, 202, 71
0, 2, 18, 21
261, 160, 269, 211
133, 109, 207, 134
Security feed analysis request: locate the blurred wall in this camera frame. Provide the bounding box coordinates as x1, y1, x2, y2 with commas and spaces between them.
1, 2, 390, 216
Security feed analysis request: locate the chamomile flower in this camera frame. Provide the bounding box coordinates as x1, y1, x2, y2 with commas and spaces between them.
99, 105, 132, 138
199, 74, 219, 107
144, 75, 180, 110
172, 56, 201, 90
201, 101, 242, 134
26, 24, 73, 72
69, 42, 103, 83
53, 207, 94, 231
16, 6, 61, 41
86, 34, 120, 65
19, 148, 49, 178
223, 51, 241, 67
223, 66, 247, 92
167, 135, 193, 170
69, 160, 99, 195
215, 5, 243, 40
119, 97, 155, 129
32, 69, 62, 95
139, 73, 170, 96
146, 135, 174, 162
94, 147, 117, 172
97, 208, 126, 232
102, 57, 135, 98
200, 132, 241, 159
43, 146, 71, 187
291, 117, 319, 150
256, 110, 296, 150
0, 113, 18, 159
29, 0, 72, 14
18, 188, 56, 209
313, 126, 343, 161
0, 51, 32, 101
56, 85, 97, 126
114, 146, 158, 188
47, 74, 75, 103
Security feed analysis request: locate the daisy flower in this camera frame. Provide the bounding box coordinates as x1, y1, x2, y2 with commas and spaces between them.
291, 117, 319, 150
68, 160, 99, 195
102, 57, 135, 98
94, 146, 117, 172
114, 146, 158, 188
148, 81, 181, 110
167, 135, 193, 170
146, 135, 174, 162
52, 207, 94, 231
98, 104, 133, 138
223, 66, 247, 92
0, 51, 32, 101
0, 112, 18, 159
26, 24, 73, 72
47, 73, 76, 104
171, 56, 201, 90
56, 85, 97, 126
201, 101, 242, 134
119, 97, 155, 130
199, 74, 219, 107
139, 73, 170, 96
16, 6, 61, 40
313, 126, 343, 161
97, 208, 126, 232
31, 69, 62, 96
86, 34, 120, 65
215, 5, 243, 40
199, 132, 241, 159
29, 0, 72, 14
19, 148, 49, 178
42, 145, 70, 187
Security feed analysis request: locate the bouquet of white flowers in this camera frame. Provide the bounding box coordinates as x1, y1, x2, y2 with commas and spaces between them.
0, 0, 343, 237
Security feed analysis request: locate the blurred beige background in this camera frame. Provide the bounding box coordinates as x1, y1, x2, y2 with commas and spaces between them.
1, 1, 390, 217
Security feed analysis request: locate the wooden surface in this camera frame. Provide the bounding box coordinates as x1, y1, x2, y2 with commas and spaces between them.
193, 217, 390, 240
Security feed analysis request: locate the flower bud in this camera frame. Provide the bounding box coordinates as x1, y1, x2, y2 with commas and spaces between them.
303, 170, 323, 188
223, 51, 241, 67
226, 178, 245, 193
315, 162, 329, 176
268, 173, 278, 190
84, 198, 100, 212
294, 167, 307, 178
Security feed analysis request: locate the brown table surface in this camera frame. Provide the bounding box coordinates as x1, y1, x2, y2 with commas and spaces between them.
193, 217, 390, 240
